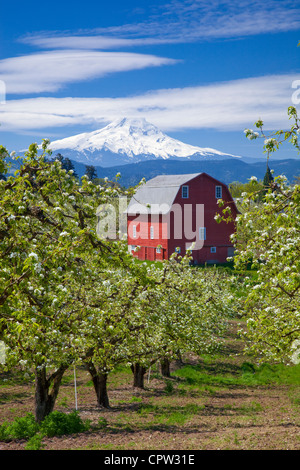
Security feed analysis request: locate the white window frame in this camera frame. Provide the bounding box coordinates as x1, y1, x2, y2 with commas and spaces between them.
156, 247, 161, 254
150, 226, 154, 239
210, 246, 216, 253
215, 185, 222, 199
199, 227, 206, 241
133, 225, 137, 238
182, 185, 189, 199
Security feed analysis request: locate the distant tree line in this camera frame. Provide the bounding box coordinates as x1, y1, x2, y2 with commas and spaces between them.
229, 165, 274, 202
52, 154, 99, 182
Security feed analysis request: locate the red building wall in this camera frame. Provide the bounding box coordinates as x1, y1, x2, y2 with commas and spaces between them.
168, 173, 237, 263
127, 214, 169, 261
127, 173, 237, 264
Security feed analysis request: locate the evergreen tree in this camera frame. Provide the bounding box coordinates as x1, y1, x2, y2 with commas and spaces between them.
53, 153, 64, 164
263, 165, 274, 188
53, 153, 78, 178
85, 165, 97, 180
63, 157, 78, 177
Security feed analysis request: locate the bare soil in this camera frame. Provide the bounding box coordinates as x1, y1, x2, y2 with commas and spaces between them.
0, 322, 299, 451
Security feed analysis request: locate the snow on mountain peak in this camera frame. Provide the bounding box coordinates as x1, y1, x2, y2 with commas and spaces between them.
47, 117, 240, 166
109, 117, 154, 131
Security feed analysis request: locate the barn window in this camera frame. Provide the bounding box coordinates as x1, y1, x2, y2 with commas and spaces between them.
182, 185, 189, 198
150, 226, 154, 239
156, 247, 161, 254
215, 186, 222, 199
133, 225, 137, 238
210, 246, 216, 253
199, 227, 206, 240
131, 245, 136, 251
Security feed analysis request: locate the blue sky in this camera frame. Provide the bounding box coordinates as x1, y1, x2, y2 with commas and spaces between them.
0, 0, 300, 160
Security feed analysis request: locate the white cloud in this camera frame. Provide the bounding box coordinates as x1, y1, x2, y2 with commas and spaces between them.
20, 0, 300, 49
0, 74, 297, 134
0, 50, 177, 94
21, 35, 169, 50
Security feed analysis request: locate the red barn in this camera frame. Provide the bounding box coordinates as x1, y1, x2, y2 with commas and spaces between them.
126, 173, 237, 264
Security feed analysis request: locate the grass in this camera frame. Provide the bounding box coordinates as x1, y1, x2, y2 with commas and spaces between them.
174, 359, 300, 390
136, 402, 207, 428
0, 321, 299, 450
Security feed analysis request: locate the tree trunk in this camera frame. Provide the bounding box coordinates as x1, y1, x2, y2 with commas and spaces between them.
34, 364, 68, 423
86, 362, 110, 408
131, 363, 147, 389
160, 358, 171, 377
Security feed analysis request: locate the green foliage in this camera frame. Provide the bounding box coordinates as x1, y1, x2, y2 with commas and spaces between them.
136, 402, 205, 425
234, 185, 300, 362
228, 179, 264, 201
97, 417, 108, 429
262, 165, 274, 188
0, 410, 90, 445
0, 146, 9, 177
25, 432, 45, 450
0, 413, 38, 440
129, 395, 142, 403
174, 361, 300, 388
39, 410, 90, 437
220, 107, 300, 363
52, 153, 78, 178
164, 379, 175, 395
85, 164, 97, 180
0, 138, 238, 418
241, 362, 300, 387
244, 106, 300, 156
0, 140, 140, 417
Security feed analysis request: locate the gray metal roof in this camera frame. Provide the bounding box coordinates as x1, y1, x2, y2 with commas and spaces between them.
126, 173, 202, 215
143, 173, 201, 187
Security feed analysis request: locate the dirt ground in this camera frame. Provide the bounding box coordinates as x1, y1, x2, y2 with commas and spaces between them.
0, 323, 299, 451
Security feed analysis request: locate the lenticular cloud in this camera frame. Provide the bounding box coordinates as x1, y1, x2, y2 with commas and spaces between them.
0, 50, 177, 94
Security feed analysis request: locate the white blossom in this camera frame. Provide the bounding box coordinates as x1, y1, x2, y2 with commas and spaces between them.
28, 252, 38, 261
59, 231, 69, 237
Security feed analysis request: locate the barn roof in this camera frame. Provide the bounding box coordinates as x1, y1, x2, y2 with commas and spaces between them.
126, 173, 202, 215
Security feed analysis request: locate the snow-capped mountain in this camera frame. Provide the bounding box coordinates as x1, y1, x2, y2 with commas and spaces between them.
47, 117, 240, 167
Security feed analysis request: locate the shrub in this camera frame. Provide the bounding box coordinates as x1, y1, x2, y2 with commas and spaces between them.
25, 432, 45, 450
39, 410, 90, 437
0, 410, 90, 444
0, 413, 38, 440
